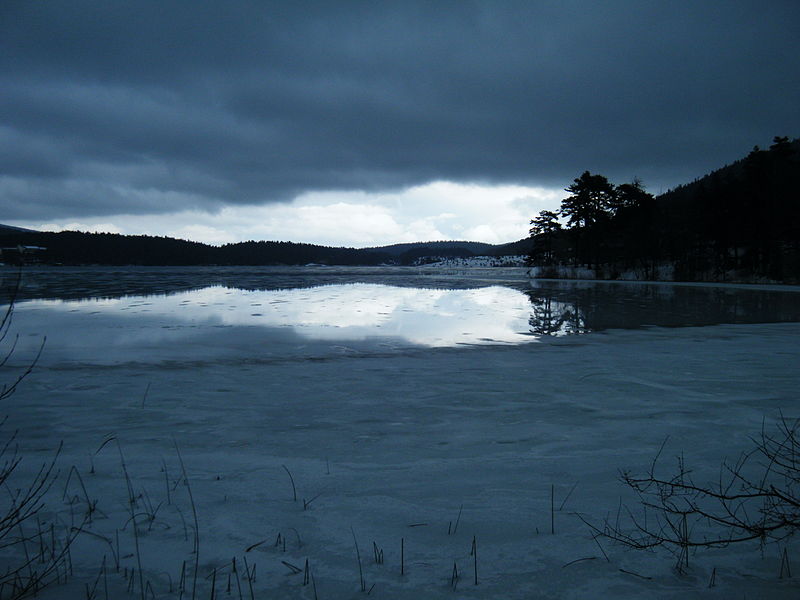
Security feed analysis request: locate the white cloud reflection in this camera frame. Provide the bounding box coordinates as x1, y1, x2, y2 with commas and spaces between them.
19, 283, 535, 366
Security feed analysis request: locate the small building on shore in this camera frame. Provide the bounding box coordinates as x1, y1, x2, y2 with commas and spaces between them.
0, 245, 47, 265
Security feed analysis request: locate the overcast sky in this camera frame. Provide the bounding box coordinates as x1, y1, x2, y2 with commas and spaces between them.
2, 1, 798, 247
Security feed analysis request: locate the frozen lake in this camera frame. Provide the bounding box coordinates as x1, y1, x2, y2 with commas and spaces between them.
7, 265, 800, 365
2, 266, 800, 599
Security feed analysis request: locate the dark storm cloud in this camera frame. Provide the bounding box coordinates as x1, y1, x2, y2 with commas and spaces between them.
2, 0, 799, 219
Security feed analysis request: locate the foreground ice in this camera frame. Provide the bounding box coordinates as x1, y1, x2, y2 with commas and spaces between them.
4, 311, 800, 598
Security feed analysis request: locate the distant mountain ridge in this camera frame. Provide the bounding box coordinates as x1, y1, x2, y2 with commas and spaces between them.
0, 223, 534, 266
0, 230, 515, 266
365, 241, 493, 256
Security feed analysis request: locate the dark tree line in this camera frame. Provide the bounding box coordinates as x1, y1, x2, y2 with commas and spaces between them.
214, 240, 389, 265
0, 231, 393, 266
528, 137, 800, 282
0, 232, 492, 267
0, 231, 214, 265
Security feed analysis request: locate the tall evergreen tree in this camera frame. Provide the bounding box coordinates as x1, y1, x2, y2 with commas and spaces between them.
560, 171, 617, 229
528, 210, 562, 265
559, 171, 616, 268
615, 178, 653, 211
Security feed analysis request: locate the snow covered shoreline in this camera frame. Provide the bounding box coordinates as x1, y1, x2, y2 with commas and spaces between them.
4, 316, 800, 598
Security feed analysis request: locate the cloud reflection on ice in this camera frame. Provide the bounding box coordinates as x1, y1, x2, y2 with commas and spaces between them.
22, 284, 535, 363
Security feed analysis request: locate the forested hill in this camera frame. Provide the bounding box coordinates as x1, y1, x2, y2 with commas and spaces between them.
528, 136, 800, 283
0, 230, 503, 266
0, 231, 390, 266
366, 241, 493, 256
0, 224, 37, 235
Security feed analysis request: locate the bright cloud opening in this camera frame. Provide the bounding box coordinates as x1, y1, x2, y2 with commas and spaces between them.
13, 181, 564, 248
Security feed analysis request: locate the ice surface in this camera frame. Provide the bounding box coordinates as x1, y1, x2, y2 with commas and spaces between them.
1, 267, 799, 599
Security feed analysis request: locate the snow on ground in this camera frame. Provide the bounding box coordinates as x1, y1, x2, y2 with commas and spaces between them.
419, 255, 528, 267
1, 274, 799, 599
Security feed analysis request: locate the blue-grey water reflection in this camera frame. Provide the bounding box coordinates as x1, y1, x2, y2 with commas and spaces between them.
10, 279, 536, 365
525, 279, 800, 334
23, 283, 533, 347
4, 266, 800, 365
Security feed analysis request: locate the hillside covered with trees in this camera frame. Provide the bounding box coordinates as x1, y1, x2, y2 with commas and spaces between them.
0, 230, 499, 267
528, 136, 800, 283
0, 231, 395, 266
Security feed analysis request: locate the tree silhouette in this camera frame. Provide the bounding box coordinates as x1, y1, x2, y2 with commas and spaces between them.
560, 171, 617, 229
615, 178, 653, 211
559, 171, 617, 268
528, 210, 562, 266
527, 138, 799, 282
611, 179, 660, 277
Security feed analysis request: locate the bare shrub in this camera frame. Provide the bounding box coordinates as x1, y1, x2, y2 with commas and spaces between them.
0, 271, 80, 598
591, 416, 800, 572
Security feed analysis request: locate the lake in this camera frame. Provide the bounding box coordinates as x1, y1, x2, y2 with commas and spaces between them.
2, 265, 800, 599
5, 265, 800, 366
